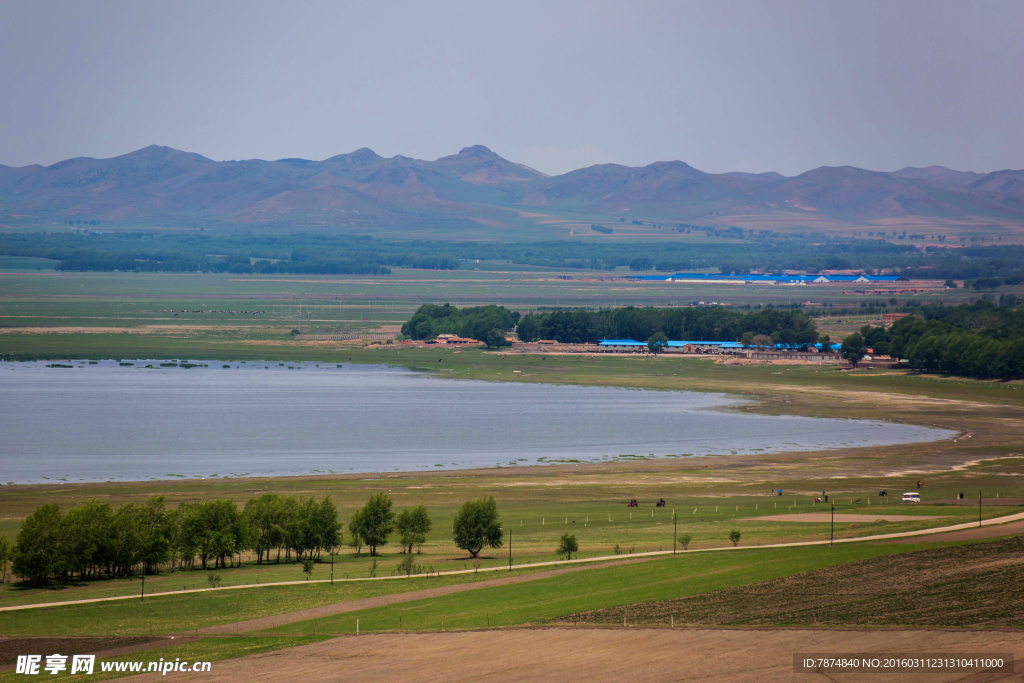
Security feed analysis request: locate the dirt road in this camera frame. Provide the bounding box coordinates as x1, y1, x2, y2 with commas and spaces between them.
198, 559, 644, 634
887, 518, 1024, 544
751, 513, 940, 523
120, 628, 1024, 683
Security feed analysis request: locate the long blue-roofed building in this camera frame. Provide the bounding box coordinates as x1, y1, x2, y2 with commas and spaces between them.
636, 273, 906, 283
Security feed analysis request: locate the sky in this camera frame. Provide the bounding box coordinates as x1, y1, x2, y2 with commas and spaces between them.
1, 0, 1022, 176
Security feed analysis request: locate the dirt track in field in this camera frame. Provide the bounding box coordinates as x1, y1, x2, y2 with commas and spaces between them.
887, 518, 1024, 543
198, 559, 646, 635
751, 513, 940, 523
119, 628, 1024, 683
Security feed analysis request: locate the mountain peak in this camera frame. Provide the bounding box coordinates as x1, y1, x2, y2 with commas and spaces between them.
436, 145, 500, 163
326, 147, 382, 164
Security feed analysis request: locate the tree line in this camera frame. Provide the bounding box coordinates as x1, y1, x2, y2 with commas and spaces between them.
860, 300, 1024, 380
401, 304, 519, 347
515, 306, 823, 348
5, 230, 1024, 280
6, 493, 504, 586
0, 233, 462, 275
10, 494, 341, 586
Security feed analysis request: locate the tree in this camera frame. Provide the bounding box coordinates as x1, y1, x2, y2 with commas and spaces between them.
0, 535, 10, 583
629, 257, 653, 271
395, 505, 432, 555
302, 558, 314, 580
729, 529, 741, 547
347, 510, 364, 557
556, 533, 578, 560
482, 328, 510, 349
972, 277, 1001, 291
740, 331, 754, 348
647, 332, 669, 354
13, 504, 64, 586
751, 334, 773, 349
309, 497, 342, 561
350, 494, 394, 556
678, 534, 692, 551
944, 279, 958, 289
841, 332, 867, 367
61, 499, 113, 580
243, 493, 288, 564
452, 497, 503, 558
818, 334, 831, 351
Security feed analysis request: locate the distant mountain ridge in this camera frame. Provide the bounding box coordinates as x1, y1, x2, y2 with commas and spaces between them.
1, 145, 1022, 232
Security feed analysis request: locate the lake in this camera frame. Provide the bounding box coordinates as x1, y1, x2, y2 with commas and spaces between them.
0, 360, 952, 484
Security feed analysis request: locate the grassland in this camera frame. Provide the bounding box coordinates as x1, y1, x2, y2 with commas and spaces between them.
0, 264, 1002, 335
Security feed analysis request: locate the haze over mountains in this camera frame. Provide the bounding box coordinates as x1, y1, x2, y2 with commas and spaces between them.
1, 144, 1022, 235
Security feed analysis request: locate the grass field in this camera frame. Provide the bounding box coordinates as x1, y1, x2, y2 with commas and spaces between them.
257, 541, 953, 636
0, 266, 1002, 336
0, 539, 950, 637
565, 535, 1024, 628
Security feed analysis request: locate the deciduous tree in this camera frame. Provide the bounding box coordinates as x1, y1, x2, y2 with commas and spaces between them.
452, 497, 503, 558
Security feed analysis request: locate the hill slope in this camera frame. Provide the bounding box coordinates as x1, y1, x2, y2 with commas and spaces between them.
1, 145, 1022, 233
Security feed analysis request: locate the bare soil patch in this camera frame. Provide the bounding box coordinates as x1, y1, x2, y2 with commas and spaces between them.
750, 513, 940, 523
120, 629, 1024, 683
562, 536, 1024, 629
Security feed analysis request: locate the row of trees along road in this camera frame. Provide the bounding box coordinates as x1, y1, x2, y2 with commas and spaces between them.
7, 493, 503, 586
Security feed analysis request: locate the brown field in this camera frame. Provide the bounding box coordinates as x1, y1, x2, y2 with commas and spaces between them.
121, 628, 1024, 683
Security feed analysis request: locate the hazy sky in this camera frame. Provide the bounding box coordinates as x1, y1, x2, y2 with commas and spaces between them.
2, 1, 1022, 176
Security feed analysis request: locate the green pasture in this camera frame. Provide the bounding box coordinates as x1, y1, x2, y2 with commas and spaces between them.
0, 256, 57, 271
267, 541, 947, 635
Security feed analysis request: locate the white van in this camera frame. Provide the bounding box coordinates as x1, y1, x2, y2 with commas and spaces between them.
902, 492, 921, 503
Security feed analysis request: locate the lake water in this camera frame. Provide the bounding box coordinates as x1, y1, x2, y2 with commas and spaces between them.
0, 361, 952, 484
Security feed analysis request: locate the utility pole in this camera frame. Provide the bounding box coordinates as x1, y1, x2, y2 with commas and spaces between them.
508, 529, 512, 572
673, 512, 677, 554
830, 503, 834, 546
331, 546, 334, 585
141, 573, 145, 602
979, 490, 982, 527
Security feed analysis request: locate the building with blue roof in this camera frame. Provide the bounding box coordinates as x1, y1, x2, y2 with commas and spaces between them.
636, 273, 905, 284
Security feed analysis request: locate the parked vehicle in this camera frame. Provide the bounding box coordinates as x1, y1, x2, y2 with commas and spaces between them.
902, 492, 921, 503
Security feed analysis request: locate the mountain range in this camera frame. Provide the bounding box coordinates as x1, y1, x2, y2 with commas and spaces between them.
2, 144, 1022, 235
